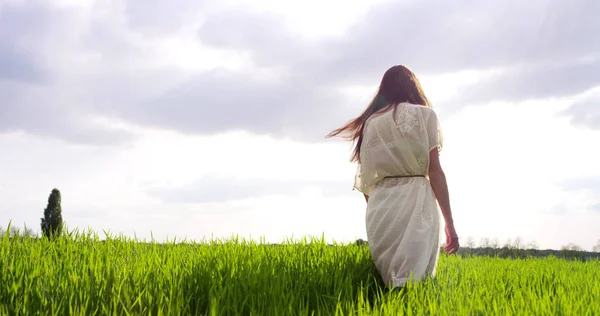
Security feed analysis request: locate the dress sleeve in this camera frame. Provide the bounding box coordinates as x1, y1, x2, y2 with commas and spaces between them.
427, 108, 443, 152
353, 163, 374, 196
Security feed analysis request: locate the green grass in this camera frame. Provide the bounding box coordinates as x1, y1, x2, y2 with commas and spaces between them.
1, 230, 599, 315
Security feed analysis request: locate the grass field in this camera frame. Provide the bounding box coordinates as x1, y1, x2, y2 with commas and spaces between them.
1, 230, 599, 315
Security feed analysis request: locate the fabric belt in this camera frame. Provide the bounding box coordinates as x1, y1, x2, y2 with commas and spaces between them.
383, 175, 425, 179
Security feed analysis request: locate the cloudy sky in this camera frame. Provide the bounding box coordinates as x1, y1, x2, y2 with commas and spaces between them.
1, 0, 599, 250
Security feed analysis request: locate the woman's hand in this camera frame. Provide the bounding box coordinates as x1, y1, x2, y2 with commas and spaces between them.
444, 224, 459, 255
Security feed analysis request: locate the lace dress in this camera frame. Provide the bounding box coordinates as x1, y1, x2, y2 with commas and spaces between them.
353, 102, 444, 287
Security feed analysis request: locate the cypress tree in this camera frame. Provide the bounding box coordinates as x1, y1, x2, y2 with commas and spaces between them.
41, 188, 63, 238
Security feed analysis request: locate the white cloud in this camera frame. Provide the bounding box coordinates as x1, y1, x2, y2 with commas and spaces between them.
560, 86, 600, 130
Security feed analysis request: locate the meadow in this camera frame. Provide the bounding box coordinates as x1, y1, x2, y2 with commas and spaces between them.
1, 230, 599, 315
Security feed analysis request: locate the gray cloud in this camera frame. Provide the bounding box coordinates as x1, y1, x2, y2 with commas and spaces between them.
0, 2, 57, 82
2, 0, 600, 143
124, 0, 207, 34
146, 175, 352, 204
164, 0, 600, 134
326, 0, 599, 79
444, 58, 600, 110
198, 0, 600, 83
0, 79, 134, 146
103, 68, 353, 140
198, 10, 314, 69
0, 2, 136, 145
0, 47, 45, 82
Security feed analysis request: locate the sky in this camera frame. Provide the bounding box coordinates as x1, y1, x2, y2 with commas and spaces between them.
1, 0, 599, 250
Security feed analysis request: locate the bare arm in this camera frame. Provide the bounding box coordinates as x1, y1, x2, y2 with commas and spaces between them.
428, 148, 453, 225
429, 147, 459, 254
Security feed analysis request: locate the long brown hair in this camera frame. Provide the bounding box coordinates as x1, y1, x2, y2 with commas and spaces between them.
326, 65, 431, 162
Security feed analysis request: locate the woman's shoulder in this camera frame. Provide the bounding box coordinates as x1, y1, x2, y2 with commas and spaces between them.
406, 102, 434, 111
399, 103, 436, 117
408, 103, 437, 118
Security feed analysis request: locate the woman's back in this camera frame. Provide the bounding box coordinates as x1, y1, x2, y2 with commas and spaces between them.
354, 103, 442, 195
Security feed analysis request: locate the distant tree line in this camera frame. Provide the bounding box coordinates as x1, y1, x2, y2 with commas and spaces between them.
0, 225, 36, 238
354, 237, 600, 261
452, 245, 600, 261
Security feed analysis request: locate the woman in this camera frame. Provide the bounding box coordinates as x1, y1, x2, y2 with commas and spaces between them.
327, 65, 459, 288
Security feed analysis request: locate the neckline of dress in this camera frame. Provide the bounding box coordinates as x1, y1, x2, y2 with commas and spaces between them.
370, 102, 413, 120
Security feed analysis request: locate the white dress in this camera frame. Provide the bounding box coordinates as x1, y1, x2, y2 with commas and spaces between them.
353, 102, 444, 287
